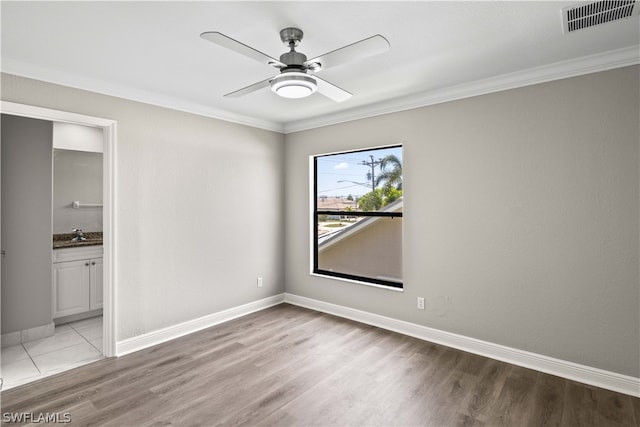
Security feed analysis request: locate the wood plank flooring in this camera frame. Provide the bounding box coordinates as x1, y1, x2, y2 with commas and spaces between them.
1, 304, 638, 426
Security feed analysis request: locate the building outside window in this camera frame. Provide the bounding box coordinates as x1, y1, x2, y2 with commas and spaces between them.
312, 145, 403, 289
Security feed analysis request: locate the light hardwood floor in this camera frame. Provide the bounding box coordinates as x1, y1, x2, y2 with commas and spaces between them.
1, 304, 639, 426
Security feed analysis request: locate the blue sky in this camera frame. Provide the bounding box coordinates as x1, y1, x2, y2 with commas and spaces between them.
316, 146, 402, 197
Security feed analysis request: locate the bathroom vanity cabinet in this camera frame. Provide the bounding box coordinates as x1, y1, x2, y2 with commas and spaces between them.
52, 246, 103, 318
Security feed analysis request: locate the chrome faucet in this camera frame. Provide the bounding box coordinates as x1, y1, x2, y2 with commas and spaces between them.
72, 228, 87, 242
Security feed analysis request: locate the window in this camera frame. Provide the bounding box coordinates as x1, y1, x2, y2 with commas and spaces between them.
312, 145, 403, 289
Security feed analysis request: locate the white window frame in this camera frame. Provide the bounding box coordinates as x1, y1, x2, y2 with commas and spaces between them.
310, 144, 403, 290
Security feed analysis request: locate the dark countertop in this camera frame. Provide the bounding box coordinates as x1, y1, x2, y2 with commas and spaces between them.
53, 232, 103, 249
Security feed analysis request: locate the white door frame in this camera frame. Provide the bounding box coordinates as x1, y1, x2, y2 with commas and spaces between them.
1, 101, 117, 357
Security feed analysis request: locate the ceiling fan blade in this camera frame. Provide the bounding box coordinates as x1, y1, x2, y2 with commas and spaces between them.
315, 76, 352, 102
201, 32, 285, 68
304, 34, 389, 72
224, 77, 272, 98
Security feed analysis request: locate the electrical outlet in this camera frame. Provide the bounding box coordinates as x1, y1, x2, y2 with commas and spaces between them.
257, 277, 263, 288
417, 297, 425, 310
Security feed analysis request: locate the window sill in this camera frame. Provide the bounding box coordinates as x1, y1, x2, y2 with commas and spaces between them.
310, 272, 404, 292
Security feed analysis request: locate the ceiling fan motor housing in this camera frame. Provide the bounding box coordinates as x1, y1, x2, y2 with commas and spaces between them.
280, 50, 307, 66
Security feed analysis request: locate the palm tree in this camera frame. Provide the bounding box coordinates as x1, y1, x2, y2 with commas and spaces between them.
375, 154, 402, 191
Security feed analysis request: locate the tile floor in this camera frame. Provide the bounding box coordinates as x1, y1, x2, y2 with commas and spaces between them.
1, 316, 104, 390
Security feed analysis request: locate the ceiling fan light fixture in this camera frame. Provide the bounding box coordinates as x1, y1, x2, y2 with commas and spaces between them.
270, 72, 317, 99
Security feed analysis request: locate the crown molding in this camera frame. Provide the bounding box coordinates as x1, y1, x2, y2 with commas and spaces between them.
3, 45, 638, 135
1, 58, 285, 133
283, 45, 640, 133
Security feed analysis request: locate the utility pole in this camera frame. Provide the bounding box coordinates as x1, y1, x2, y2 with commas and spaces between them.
362, 155, 381, 193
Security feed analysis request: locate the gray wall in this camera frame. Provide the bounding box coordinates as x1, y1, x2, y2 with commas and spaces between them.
284, 66, 639, 377
1, 114, 53, 333
53, 149, 103, 234
1, 73, 286, 341
2, 66, 638, 378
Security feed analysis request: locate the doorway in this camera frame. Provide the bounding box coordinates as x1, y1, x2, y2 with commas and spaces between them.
0, 102, 116, 390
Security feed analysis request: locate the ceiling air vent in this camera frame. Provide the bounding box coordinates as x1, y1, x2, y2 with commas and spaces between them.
563, 0, 639, 33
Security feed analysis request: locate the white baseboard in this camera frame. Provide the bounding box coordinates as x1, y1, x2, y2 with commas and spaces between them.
115, 294, 285, 356
284, 293, 640, 397
1, 322, 55, 348
113, 292, 638, 397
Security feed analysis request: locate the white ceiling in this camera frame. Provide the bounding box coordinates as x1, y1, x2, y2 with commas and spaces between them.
2, 1, 639, 133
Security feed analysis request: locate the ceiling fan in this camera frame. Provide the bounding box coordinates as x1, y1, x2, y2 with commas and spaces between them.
200, 27, 390, 102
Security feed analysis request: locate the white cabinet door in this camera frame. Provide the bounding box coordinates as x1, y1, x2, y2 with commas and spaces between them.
53, 260, 90, 318
90, 258, 103, 310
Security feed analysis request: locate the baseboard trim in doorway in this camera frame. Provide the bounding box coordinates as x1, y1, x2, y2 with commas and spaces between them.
284, 293, 640, 397
115, 294, 285, 356
1, 322, 55, 347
